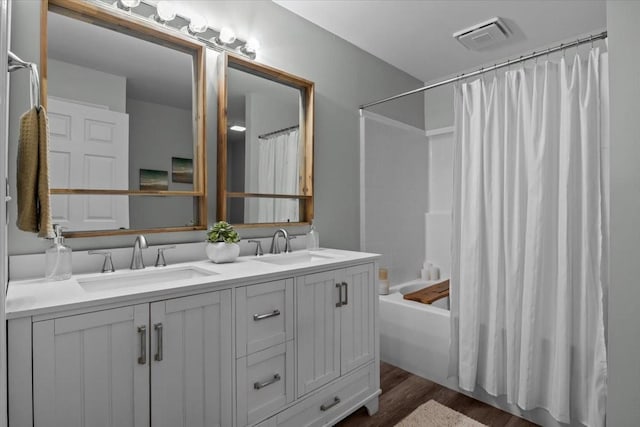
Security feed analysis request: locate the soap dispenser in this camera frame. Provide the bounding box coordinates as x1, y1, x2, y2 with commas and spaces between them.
45, 224, 72, 281
306, 219, 320, 250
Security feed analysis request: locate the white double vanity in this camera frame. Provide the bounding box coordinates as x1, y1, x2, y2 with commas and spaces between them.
6, 248, 380, 427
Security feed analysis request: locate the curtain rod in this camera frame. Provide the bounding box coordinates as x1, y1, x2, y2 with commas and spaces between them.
360, 30, 607, 110
258, 125, 299, 140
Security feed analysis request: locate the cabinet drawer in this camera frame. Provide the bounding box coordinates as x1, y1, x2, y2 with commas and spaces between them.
276, 363, 376, 427
237, 341, 294, 426
237, 279, 294, 358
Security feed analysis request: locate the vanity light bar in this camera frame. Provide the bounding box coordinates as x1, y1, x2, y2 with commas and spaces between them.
94, 0, 261, 59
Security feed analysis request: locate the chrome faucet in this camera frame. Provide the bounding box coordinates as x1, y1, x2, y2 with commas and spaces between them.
270, 229, 291, 254
130, 235, 148, 270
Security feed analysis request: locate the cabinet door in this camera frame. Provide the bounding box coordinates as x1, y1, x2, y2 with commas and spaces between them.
33, 304, 149, 427
296, 270, 341, 397
340, 264, 376, 375
150, 290, 232, 427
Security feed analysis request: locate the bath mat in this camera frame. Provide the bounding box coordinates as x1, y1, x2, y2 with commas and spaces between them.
394, 400, 487, 427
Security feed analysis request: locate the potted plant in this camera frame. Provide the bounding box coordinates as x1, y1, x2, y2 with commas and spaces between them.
205, 221, 241, 263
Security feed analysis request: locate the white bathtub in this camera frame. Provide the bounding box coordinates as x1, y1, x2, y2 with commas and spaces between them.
379, 279, 454, 387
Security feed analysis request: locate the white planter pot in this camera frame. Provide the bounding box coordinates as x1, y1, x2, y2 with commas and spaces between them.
206, 242, 240, 263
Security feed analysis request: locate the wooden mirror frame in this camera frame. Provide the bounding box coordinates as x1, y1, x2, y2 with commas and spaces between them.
217, 52, 314, 227
41, 0, 207, 238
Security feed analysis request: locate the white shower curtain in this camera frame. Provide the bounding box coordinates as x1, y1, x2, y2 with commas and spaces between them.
257, 129, 300, 222
450, 49, 608, 426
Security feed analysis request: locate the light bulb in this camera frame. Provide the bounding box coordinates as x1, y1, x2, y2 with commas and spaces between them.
242, 38, 261, 54
155, 1, 176, 23
116, 0, 140, 10
230, 125, 246, 132
188, 15, 208, 34
217, 27, 236, 44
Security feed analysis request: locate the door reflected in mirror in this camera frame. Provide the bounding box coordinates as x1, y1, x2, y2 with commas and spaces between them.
45, 1, 206, 236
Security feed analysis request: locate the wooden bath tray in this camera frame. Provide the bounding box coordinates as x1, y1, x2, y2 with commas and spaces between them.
403, 279, 450, 304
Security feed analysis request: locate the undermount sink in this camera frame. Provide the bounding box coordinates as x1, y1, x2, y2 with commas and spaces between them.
78, 266, 216, 292
255, 251, 338, 266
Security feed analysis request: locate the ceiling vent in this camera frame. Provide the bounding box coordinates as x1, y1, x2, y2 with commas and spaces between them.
453, 17, 510, 51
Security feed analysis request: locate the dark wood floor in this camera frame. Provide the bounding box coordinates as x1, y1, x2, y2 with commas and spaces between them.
336, 362, 538, 427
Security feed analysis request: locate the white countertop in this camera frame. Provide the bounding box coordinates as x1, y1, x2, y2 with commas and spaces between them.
6, 248, 379, 320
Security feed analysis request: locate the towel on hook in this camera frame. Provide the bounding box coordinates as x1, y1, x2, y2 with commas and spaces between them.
16, 106, 54, 238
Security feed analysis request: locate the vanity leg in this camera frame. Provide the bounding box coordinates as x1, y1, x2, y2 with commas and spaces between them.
364, 397, 379, 416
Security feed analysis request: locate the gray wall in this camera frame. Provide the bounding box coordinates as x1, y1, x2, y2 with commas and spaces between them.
127, 98, 195, 229
48, 59, 126, 112
606, 1, 640, 425
7, 0, 423, 254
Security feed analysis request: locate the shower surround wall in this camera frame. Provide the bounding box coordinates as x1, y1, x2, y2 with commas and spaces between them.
361, 111, 453, 285
361, 112, 428, 284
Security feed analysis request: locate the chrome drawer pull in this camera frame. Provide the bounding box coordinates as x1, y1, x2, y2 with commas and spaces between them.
335, 283, 343, 307
137, 326, 146, 365
254, 373, 281, 390
253, 309, 281, 321
320, 396, 340, 411
154, 323, 163, 361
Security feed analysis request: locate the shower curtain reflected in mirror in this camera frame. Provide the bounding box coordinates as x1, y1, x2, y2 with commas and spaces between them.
450, 48, 608, 427
256, 129, 301, 223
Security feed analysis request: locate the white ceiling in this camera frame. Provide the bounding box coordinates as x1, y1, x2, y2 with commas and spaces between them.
274, 0, 606, 83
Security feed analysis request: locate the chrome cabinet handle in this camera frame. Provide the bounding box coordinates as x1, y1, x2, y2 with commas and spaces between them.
335, 283, 343, 307
137, 326, 147, 365
342, 282, 348, 306
154, 323, 163, 361
320, 396, 341, 411
253, 373, 281, 390
253, 309, 280, 321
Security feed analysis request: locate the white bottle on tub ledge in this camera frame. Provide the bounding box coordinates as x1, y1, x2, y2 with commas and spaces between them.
421, 261, 432, 281
429, 264, 440, 281
421, 261, 441, 281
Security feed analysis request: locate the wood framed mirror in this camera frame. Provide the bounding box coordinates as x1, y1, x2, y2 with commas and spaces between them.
42, 0, 206, 238
217, 53, 314, 227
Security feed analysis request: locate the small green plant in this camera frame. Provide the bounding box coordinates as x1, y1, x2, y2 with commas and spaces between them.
206, 221, 240, 244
